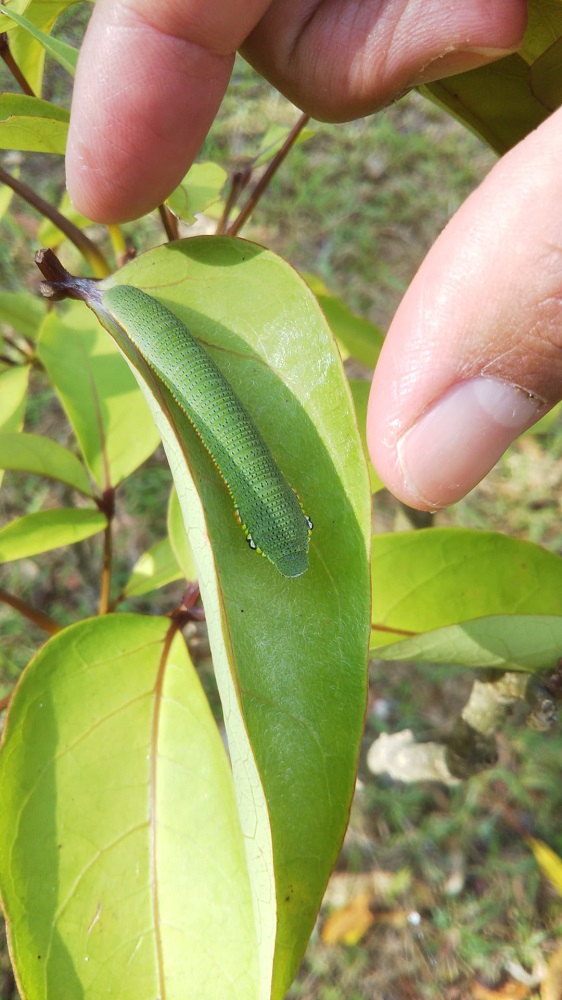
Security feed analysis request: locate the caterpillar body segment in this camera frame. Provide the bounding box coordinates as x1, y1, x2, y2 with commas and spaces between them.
102, 284, 311, 578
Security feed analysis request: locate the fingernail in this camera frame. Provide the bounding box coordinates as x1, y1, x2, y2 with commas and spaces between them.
397, 378, 543, 508
411, 46, 517, 86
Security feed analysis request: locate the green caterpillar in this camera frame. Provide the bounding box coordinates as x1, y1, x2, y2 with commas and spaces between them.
102, 285, 312, 578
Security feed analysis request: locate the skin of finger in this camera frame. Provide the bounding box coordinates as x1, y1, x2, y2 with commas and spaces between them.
67, 0, 526, 223
242, 0, 527, 120
66, 0, 272, 222
367, 107, 562, 508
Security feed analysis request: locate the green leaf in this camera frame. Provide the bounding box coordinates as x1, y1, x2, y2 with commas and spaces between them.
167, 486, 197, 581
0, 7, 78, 76
0, 507, 106, 562
0, 93, 69, 154
0, 288, 45, 338
38, 190, 93, 248
0, 364, 29, 431
348, 379, 384, 493
420, 0, 562, 154
0, 432, 93, 496
167, 161, 228, 224
36, 302, 160, 489
90, 236, 371, 999
305, 273, 384, 368
0, 614, 259, 999
123, 537, 183, 598
376, 614, 562, 672
371, 528, 562, 648
8, 0, 79, 97
0, 364, 29, 491
0, 167, 17, 222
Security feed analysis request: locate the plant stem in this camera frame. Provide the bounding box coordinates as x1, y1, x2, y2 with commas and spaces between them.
97, 488, 115, 614
371, 622, 417, 637
0, 586, 62, 635
159, 203, 179, 242
98, 522, 113, 614
227, 113, 310, 238
215, 170, 248, 236
0, 31, 34, 96
0, 166, 110, 277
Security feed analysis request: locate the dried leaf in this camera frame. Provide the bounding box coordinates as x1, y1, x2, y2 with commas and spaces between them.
321, 892, 374, 946
542, 943, 562, 1000
472, 979, 530, 999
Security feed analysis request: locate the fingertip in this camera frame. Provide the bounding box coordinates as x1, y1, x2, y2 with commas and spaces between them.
66, 1, 233, 223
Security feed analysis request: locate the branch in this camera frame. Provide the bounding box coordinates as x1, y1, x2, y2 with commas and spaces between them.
0, 167, 110, 277
0, 586, 62, 635
226, 113, 310, 238
96, 488, 115, 615
158, 203, 179, 242
0, 31, 34, 96
215, 170, 249, 236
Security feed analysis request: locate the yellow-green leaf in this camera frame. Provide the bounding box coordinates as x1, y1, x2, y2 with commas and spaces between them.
0, 507, 106, 562
0, 432, 93, 496
36, 302, 160, 489
123, 537, 183, 598
0, 93, 69, 154
0, 614, 259, 999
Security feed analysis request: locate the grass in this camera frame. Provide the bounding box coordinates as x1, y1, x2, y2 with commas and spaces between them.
1, 27, 562, 1000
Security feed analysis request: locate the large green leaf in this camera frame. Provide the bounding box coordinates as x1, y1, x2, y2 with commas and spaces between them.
0, 507, 106, 561
36, 302, 160, 489
0, 614, 259, 999
420, 0, 562, 153
83, 236, 371, 999
0, 93, 69, 154
0, 431, 93, 496
376, 614, 562, 672
371, 528, 562, 648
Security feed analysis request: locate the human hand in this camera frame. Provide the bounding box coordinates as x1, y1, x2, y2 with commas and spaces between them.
67, 1, 562, 511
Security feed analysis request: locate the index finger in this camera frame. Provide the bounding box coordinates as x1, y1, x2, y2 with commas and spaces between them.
66, 0, 271, 222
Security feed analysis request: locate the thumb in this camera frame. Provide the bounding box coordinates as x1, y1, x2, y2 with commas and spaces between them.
367, 109, 562, 510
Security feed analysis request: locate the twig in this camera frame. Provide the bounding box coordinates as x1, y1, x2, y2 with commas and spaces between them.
0, 30, 34, 95
96, 488, 115, 614
215, 170, 249, 236
0, 586, 62, 635
226, 113, 310, 237
158, 203, 179, 242
0, 166, 110, 277
371, 622, 417, 637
